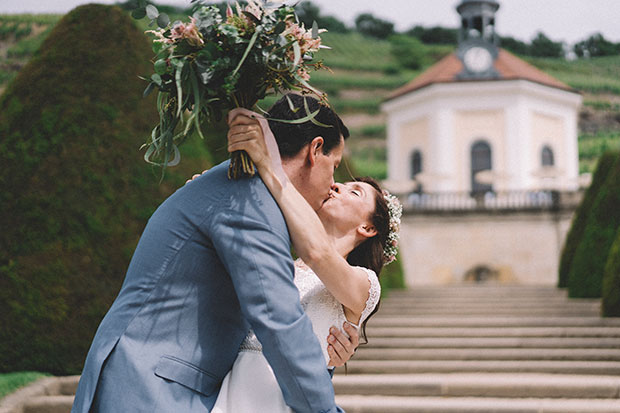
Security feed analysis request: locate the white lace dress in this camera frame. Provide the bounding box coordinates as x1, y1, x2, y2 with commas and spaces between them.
211, 259, 381, 413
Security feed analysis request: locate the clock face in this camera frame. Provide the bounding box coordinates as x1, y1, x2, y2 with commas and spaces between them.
463, 46, 493, 73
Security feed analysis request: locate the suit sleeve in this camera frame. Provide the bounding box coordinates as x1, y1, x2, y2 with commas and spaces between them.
209, 207, 343, 413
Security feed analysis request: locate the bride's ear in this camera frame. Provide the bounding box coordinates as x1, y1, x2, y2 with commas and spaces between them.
357, 223, 377, 239
307, 137, 324, 166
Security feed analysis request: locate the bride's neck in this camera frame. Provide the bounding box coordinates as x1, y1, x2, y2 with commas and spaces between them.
326, 228, 357, 259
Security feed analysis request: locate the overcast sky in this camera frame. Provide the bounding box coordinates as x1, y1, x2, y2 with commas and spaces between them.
1, 0, 619, 45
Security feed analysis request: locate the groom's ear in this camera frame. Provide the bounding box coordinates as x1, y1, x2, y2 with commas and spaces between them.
307, 137, 324, 167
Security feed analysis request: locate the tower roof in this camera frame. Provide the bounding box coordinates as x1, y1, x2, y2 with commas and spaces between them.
386, 49, 575, 101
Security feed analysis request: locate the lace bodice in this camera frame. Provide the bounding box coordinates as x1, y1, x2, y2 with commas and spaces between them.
240, 259, 381, 364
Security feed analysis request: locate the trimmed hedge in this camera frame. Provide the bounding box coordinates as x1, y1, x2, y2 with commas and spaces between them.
380, 257, 406, 296
0, 5, 213, 375
567, 152, 620, 298
558, 151, 619, 287
602, 227, 620, 317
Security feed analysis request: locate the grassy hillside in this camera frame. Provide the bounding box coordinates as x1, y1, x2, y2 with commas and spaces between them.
1, 13, 620, 178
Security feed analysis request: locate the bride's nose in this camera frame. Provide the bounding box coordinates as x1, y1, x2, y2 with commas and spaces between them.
331, 183, 341, 193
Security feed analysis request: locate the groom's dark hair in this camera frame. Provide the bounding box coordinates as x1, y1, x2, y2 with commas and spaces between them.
267, 93, 349, 159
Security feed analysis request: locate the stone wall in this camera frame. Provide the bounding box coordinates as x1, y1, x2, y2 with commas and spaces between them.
399, 208, 575, 286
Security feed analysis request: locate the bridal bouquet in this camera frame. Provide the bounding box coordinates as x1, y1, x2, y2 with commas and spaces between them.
129, 0, 329, 178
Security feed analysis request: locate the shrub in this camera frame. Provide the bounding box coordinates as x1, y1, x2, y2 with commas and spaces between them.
380, 257, 406, 296
389, 35, 427, 70
0, 5, 213, 375
354, 13, 394, 40
602, 227, 620, 317
558, 151, 618, 287
567, 153, 620, 298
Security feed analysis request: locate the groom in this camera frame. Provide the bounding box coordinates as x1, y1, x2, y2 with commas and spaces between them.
72, 94, 355, 413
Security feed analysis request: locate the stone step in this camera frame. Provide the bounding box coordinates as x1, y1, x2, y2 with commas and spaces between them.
338, 360, 620, 375
0, 376, 79, 413
385, 295, 596, 301
365, 326, 620, 338
333, 373, 620, 399
387, 290, 570, 299
376, 308, 601, 316
22, 395, 73, 413
335, 395, 620, 413
352, 347, 620, 361
380, 302, 601, 310
368, 316, 620, 327
364, 336, 620, 348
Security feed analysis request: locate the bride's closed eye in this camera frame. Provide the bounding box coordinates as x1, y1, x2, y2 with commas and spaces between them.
351, 190, 361, 197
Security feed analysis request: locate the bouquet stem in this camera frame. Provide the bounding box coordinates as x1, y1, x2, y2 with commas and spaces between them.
228, 150, 255, 179
228, 94, 257, 180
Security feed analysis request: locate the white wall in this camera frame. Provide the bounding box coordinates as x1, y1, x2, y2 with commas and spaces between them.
399, 209, 575, 286
382, 80, 582, 193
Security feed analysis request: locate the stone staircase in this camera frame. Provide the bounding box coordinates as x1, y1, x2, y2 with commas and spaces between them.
3, 285, 619, 412
334, 285, 620, 413
0, 376, 77, 413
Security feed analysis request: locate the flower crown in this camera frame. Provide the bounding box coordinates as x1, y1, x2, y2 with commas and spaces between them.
382, 190, 402, 266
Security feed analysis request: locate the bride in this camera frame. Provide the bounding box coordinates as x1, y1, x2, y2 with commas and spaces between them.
209, 106, 401, 412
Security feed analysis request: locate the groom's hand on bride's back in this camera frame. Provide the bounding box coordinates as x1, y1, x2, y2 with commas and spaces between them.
327, 322, 359, 368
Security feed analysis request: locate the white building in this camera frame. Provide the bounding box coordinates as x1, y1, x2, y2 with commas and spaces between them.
382, 0, 583, 286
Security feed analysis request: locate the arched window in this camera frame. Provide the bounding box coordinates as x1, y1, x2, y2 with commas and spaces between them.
410, 150, 422, 179
541, 145, 554, 167
471, 140, 493, 194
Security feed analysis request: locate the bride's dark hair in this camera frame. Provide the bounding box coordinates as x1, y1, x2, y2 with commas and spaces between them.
345, 176, 391, 344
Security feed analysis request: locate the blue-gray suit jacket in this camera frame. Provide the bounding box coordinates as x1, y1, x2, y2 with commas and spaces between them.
72, 161, 341, 413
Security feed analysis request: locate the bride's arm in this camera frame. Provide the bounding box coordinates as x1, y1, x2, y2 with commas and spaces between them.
227, 109, 371, 322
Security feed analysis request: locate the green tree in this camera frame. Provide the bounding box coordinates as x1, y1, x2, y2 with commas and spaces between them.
355, 13, 394, 39
499, 35, 530, 55
558, 152, 618, 288
407, 25, 458, 45
574, 33, 620, 58
389, 34, 427, 70
567, 154, 620, 298
602, 227, 620, 317
0, 4, 213, 375
296, 1, 348, 33
529, 31, 564, 58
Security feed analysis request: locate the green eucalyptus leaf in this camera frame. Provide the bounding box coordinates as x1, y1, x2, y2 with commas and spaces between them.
137, 0, 148, 7
292, 40, 301, 66
295, 73, 322, 96
267, 106, 321, 125
242, 11, 261, 26
157, 13, 170, 28
143, 144, 156, 164
127, 0, 139, 9
232, 29, 259, 77
175, 61, 184, 118
312, 20, 319, 39
285, 94, 300, 113
143, 82, 156, 97
168, 143, 182, 168
131, 8, 146, 19
154, 59, 167, 75
274, 21, 286, 34
151, 73, 162, 85
303, 97, 332, 128
146, 4, 159, 19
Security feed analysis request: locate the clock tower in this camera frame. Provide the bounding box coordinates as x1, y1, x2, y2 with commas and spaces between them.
456, 0, 500, 79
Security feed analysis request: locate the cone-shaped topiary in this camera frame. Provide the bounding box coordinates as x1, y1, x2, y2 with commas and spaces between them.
602, 227, 620, 317
567, 152, 620, 298
0, 4, 213, 375
558, 151, 619, 288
